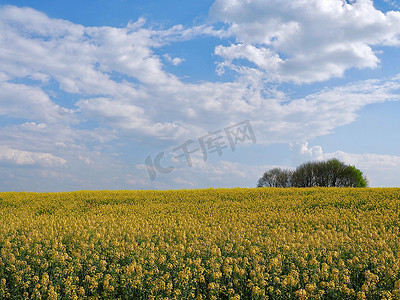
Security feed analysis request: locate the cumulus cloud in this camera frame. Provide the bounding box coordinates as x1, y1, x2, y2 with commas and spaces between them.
0, 146, 67, 167
1, 4, 400, 145
290, 142, 324, 165
163, 54, 185, 66
0, 81, 72, 122
0, 5, 231, 140
211, 0, 400, 83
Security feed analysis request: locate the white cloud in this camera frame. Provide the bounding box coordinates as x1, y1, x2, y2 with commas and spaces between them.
1, 5, 399, 146
211, 0, 400, 83
214, 43, 282, 75
0, 5, 228, 140
0, 81, 72, 122
163, 54, 185, 66
0, 5, 83, 37
326, 151, 400, 169
240, 76, 400, 146
0, 146, 67, 167
78, 155, 93, 166
290, 142, 324, 165
20, 122, 47, 130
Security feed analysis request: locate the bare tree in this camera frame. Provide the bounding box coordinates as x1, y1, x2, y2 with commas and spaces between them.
257, 168, 293, 187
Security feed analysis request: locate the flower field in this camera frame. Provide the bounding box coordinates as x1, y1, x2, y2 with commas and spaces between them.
1, 188, 400, 299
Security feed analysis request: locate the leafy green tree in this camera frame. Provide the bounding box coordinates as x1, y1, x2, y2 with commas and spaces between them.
258, 158, 368, 188
339, 165, 368, 187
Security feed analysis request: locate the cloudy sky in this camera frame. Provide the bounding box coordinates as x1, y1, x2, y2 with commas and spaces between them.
1, 0, 400, 191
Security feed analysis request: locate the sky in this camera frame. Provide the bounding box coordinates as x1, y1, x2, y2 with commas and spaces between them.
1, 0, 400, 192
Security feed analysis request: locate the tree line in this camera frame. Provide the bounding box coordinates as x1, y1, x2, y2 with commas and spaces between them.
257, 158, 367, 188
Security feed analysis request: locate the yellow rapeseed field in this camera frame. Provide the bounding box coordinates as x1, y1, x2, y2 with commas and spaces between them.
1, 188, 400, 299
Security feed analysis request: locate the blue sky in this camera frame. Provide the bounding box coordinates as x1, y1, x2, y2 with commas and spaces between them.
1, 0, 400, 191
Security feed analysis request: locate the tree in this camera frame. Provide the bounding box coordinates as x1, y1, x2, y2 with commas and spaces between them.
257, 168, 293, 188
291, 161, 315, 187
257, 158, 367, 188
338, 165, 368, 187
292, 158, 348, 187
